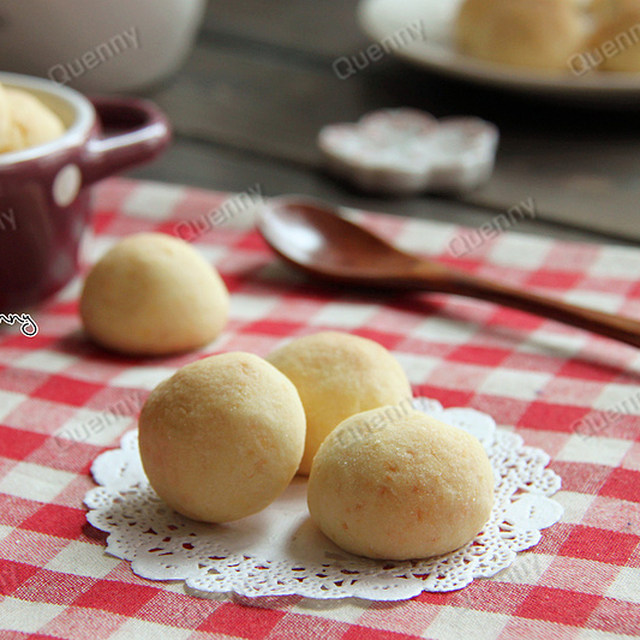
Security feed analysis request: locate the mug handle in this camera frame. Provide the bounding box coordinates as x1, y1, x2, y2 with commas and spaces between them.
82, 96, 171, 184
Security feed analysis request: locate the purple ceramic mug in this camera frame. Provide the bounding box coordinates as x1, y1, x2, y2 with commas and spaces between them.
0, 72, 171, 312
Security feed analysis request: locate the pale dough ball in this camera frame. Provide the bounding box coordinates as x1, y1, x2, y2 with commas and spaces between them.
0, 84, 11, 152
80, 233, 229, 355
587, 1, 640, 71
455, 0, 586, 71
307, 408, 494, 560
139, 352, 306, 523
3, 88, 65, 151
266, 331, 412, 475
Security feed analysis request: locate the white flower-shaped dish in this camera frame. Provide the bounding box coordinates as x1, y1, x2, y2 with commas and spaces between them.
318, 108, 499, 195
84, 398, 562, 602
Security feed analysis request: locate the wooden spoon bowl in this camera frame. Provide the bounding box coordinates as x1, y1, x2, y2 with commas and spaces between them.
257, 196, 640, 348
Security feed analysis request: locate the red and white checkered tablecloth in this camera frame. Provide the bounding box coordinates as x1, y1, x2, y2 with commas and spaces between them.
1, 178, 639, 640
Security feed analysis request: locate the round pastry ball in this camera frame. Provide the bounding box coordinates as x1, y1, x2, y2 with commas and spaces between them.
588, 2, 640, 71
266, 331, 412, 475
307, 408, 494, 560
138, 352, 306, 523
455, 0, 585, 71
80, 233, 229, 355
4, 87, 65, 151
0, 84, 12, 152
590, 0, 639, 22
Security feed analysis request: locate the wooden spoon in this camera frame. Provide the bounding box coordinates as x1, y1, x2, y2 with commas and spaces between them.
256, 196, 640, 348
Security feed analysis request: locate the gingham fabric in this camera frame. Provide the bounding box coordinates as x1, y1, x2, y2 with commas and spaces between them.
1, 178, 639, 640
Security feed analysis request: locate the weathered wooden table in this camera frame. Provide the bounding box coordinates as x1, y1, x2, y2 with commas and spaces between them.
131, 0, 640, 245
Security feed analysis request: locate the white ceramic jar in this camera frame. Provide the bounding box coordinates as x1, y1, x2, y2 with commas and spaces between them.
0, 0, 206, 92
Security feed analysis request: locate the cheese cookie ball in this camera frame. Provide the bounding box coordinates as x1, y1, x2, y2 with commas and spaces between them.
591, 0, 639, 21
0, 84, 11, 151
588, 1, 640, 71
80, 233, 229, 355
266, 331, 412, 475
307, 408, 494, 560
0, 83, 65, 153
139, 352, 306, 523
455, 0, 585, 71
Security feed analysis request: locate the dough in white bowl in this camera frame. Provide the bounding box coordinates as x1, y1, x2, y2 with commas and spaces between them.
455, 0, 586, 71
0, 84, 65, 153
266, 331, 412, 475
138, 352, 306, 523
80, 232, 229, 355
0, 84, 11, 148
307, 408, 494, 560
588, 1, 640, 71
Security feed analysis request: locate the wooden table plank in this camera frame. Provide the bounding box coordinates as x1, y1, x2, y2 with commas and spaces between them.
131, 137, 635, 246
144, 43, 372, 167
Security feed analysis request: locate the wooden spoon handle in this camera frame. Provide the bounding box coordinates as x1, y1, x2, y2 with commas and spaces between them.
417, 265, 640, 348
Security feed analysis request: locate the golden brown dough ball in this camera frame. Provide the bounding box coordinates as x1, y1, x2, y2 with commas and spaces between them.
307, 408, 495, 560
590, 0, 640, 21
455, 0, 586, 71
80, 233, 229, 356
587, 0, 640, 71
139, 352, 306, 523
266, 331, 412, 476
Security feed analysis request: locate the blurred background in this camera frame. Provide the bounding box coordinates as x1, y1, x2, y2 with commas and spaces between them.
2, 0, 638, 245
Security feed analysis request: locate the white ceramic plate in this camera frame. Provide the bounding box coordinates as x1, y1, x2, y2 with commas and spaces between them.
357, 0, 640, 104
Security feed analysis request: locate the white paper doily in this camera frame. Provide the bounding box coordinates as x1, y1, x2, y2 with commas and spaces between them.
84, 398, 563, 601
